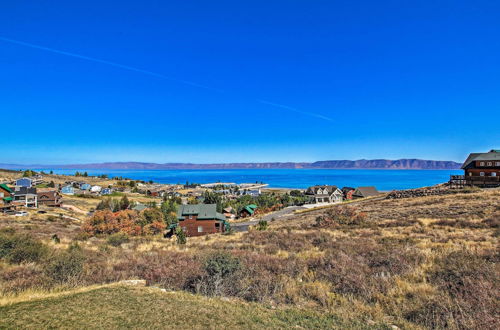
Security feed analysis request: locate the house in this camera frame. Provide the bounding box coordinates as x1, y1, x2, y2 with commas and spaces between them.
146, 188, 165, 197
61, 185, 75, 195
341, 187, 356, 200
176, 204, 228, 236
305, 185, 344, 203
13, 187, 38, 207
37, 189, 62, 207
239, 204, 258, 218
240, 189, 261, 197
79, 183, 91, 190
0, 184, 14, 212
30, 175, 44, 186
223, 206, 236, 220
0, 184, 13, 203
352, 186, 380, 199
90, 185, 102, 193
460, 150, 500, 187
101, 188, 113, 195
15, 177, 33, 188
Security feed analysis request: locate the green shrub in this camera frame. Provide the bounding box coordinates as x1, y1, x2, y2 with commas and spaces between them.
0, 232, 48, 264
43, 245, 85, 284
107, 232, 129, 247
204, 251, 241, 278
256, 220, 268, 231
175, 227, 187, 244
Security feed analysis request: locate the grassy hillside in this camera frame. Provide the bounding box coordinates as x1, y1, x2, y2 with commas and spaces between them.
0, 284, 388, 329
0, 188, 498, 329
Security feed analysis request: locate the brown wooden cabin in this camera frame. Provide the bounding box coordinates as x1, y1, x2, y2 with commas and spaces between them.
176, 204, 227, 237
460, 150, 500, 187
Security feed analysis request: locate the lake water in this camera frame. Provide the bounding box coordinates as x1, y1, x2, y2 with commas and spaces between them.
42, 169, 462, 191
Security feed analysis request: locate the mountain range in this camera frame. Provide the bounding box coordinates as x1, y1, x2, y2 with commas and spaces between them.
0, 159, 462, 170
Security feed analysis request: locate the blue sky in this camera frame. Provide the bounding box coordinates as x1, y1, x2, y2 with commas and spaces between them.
1, 0, 499, 164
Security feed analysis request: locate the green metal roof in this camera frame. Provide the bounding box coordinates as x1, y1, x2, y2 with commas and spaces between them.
3, 197, 13, 202
243, 204, 258, 215
0, 184, 12, 193
177, 204, 226, 221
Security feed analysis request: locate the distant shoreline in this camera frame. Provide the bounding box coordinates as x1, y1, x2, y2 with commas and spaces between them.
0, 168, 462, 191
0, 158, 462, 171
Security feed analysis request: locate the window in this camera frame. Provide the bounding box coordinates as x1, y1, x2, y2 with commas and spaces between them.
492, 172, 497, 177
197, 226, 203, 233
480, 162, 485, 166
480, 172, 485, 176
189, 215, 193, 219
182, 227, 187, 232
487, 162, 492, 166
496, 162, 500, 166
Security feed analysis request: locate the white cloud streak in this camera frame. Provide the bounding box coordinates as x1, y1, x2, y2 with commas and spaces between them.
257, 99, 333, 122
0, 36, 333, 123
0, 36, 220, 92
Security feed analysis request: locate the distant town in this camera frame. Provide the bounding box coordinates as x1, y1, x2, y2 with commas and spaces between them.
1, 150, 498, 237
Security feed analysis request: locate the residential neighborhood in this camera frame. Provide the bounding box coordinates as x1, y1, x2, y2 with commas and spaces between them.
0, 169, 385, 232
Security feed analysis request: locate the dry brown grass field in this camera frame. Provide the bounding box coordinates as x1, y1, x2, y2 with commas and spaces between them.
0, 187, 498, 329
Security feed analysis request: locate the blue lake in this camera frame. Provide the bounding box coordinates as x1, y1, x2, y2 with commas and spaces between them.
41, 169, 462, 191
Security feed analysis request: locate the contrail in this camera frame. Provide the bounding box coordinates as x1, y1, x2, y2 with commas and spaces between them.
0, 36, 332, 122
257, 99, 333, 122
0, 36, 220, 92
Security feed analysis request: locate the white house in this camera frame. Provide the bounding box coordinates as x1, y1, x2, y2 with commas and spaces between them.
90, 185, 102, 193
305, 185, 343, 203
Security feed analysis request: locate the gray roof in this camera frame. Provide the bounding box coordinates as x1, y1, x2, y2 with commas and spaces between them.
305, 185, 339, 195
177, 204, 226, 221
461, 150, 500, 169
353, 186, 379, 197
132, 203, 148, 211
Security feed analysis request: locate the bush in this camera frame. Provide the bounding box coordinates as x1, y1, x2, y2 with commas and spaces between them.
0, 233, 48, 264
204, 251, 241, 278
314, 206, 367, 228
196, 251, 242, 297
256, 220, 268, 231
43, 245, 85, 284
175, 227, 187, 245
107, 232, 129, 247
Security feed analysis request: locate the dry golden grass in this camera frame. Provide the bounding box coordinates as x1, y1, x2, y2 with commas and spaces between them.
0, 186, 498, 329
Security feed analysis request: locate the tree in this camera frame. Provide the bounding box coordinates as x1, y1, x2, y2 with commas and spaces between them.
120, 195, 130, 210
50, 170, 54, 175
48, 181, 55, 188
175, 227, 186, 244
22, 169, 35, 177
139, 208, 164, 227
161, 200, 178, 226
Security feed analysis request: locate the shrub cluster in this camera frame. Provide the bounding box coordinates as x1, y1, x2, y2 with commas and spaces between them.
314, 206, 367, 227
82, 209, 166, 236
0, 230, 48, 264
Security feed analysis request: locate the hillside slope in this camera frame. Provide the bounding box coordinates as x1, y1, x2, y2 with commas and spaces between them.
0, 285, 387, 329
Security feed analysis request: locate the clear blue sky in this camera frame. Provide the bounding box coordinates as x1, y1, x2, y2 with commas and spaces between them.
1, 0, 499, 164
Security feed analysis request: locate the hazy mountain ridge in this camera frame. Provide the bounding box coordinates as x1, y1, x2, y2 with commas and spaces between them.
0, 159, 461, 170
